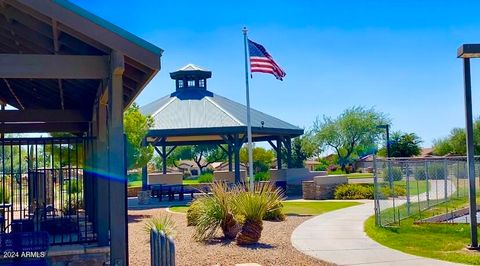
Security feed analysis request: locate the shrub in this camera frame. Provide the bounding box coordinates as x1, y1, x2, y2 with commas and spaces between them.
193, 182, 240, 240
143, 214, 176, 238
186, 199, 204, 226
314, 165, 328, 171
428, 163, 447, 180
64, 179, 83, 194
127, 173, 141, 182
254, 171, 270, 181
264, 201, 286, 221
61, 194, 84, 215
328, 169, 346, 175
334, 184, 374, 200
380, 185, 407, 197
382, 167, 403, 182
327, 165, 338, 172
231, 182, 284, 245
414, 167, 426, 180
0, 186, 10, 204
198, 173, 214, 183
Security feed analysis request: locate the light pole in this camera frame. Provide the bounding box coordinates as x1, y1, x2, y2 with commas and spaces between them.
457, 44, 479, 249
377, 124, 390, 157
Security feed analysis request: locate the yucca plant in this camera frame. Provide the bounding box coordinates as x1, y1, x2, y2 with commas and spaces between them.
233, 182, 285, 245
193, 182, 241, 240
144, 214, 176, 238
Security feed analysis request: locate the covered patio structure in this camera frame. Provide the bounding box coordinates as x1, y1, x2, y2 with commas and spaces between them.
0, 0, 161, 265
140, 64, 303, 189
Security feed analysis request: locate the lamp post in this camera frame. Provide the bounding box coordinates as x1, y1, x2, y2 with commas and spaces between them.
457, 44, 479, 249
377, 124, 390, 157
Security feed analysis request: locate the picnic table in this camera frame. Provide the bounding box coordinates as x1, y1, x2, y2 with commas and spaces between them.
150, 184, 207, 201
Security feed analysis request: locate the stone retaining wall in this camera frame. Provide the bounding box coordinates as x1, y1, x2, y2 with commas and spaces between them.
302, 175, 348, 200
48, 245, 109, 266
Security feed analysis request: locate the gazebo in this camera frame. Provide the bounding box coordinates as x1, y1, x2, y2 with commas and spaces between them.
140, 64, 303, 188
0, 1, 161, 265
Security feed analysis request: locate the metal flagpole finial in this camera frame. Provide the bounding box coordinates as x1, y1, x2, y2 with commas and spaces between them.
242, 27, 248, 35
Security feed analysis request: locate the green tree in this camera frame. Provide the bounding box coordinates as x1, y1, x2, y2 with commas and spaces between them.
378, 131, 422, 157
282, 133, 321, 168
314, 106, 389, 170
240, 146, 275, 172
157, 145, 227, 173
432, 117, 480, 156
124, 103, 154, 170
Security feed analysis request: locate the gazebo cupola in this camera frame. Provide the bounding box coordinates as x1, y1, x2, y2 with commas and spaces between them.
170, 64, 212, 91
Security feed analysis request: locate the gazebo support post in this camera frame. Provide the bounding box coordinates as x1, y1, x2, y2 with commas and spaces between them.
233, 134, 242, 183
228, 144, 233, 172
286, 137, 292, 168
269, 138, 283, 170
108, 51, 128, 266
141, 138, 148, 190
162, 144, 167, 174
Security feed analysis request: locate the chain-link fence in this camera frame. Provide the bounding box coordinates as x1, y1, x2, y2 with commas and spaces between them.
373, 156, 479, 226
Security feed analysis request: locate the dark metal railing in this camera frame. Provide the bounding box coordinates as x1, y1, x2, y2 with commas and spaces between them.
0, 137, 96, 245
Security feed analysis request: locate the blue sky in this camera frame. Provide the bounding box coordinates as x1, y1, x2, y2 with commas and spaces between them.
72, 0, 480, 147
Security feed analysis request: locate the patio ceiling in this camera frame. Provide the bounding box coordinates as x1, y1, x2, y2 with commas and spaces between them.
0, 0, 162, 119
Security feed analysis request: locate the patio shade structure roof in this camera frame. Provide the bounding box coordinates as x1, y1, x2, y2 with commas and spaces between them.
140, 64, 303, 184
0, 0, 162, 265
0, 0, 162, 133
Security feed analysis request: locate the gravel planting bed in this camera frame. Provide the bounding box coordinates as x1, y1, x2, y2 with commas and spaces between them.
128, 208, 329, 266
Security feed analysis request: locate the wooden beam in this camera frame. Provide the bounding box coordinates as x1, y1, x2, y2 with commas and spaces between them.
0, 122, 88, 133
0, 54, 109, 79
0, 109, 89, 123
2, 78, 24, 109
14, 0, 161, 69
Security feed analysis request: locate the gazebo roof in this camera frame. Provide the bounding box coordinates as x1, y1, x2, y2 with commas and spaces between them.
141, 64, 303, 145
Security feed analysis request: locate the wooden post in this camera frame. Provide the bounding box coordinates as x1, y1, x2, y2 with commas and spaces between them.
95, 99, 110, 246
286, 138, 292, 169
276, 137, 282, 170
108, 51, 127, 266
234, 134, 241, 183
162, 144, 167, 174
228, 144, 233, 172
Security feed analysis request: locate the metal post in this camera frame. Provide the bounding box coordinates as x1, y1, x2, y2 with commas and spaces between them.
242, 27, 254, 190
142, 138, 148, 190
406, 162, 411, 216
372, 155, 381, 226
386, 125, 390, 157
276, 138, 282, 170
462, 58, 478, 249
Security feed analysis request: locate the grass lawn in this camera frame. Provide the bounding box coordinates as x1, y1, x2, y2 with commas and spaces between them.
393, 180, 428, 195
128, 179, 201, 188
183, 179, 200, 185
169, 201, 362, 215
128, 180, 142, 188
366, 195, 480, 265
282, 201, 361, 215
345, 173, 374, 179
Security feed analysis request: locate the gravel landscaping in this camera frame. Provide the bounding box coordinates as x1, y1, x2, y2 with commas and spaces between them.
128, 208, 329, 266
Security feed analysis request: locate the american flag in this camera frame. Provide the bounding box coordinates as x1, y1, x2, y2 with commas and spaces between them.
248, 39, 286, 80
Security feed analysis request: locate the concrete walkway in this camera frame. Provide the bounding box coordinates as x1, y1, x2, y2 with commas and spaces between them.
291, 202, 461, 265
291, 180, 463, 266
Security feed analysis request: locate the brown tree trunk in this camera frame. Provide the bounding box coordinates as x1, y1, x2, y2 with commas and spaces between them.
236, 219, 263, 245
221, 212, 241, 239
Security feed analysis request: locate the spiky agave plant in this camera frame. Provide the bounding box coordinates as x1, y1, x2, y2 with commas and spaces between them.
233, 182, 285, 245
143, 214, 176, 238
193, 182, 241, 240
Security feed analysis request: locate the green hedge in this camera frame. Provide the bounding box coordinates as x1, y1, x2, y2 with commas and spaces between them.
334, 184, 374, 199
198, 173, 214, 183
382, 167, 403, 182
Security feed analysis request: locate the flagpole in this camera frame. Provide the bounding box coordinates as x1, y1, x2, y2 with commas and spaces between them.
243, 27, 254, 191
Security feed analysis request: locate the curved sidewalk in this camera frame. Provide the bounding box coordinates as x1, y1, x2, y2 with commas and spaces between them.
291, 201, 462, 266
